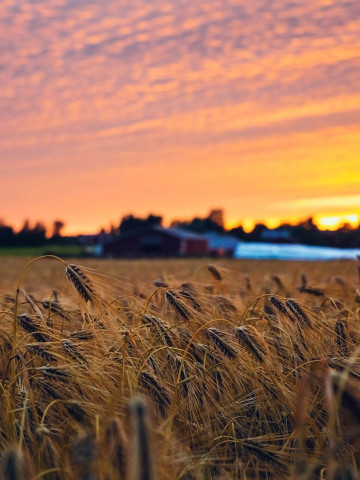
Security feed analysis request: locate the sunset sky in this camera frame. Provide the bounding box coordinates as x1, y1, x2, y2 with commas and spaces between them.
1, 0, 360, 234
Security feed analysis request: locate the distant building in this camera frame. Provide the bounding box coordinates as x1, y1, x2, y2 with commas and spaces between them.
78, 231, 114, 256
208, 209, 224, 228
102, 226, 208, 258
204, 232, 239, 257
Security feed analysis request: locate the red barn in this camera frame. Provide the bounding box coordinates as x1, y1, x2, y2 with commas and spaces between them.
102, 226, 208, 258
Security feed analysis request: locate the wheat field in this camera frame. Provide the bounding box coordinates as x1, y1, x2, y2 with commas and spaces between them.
0, 256, 359, 479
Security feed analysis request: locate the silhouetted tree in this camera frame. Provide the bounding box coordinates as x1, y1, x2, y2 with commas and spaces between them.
119, 214, 162, 235
52, 220, 65, 238
173, 213, 225, 234
110, 224, 119, 236
0, 221, 15, 246
146, 214, 162, 227
17, 220, 31, 245
247, 223, 267, 241
229, 225, 247, 240
292, 217, 321, 245
17, 220, 47, 246
32, 222, 47, 245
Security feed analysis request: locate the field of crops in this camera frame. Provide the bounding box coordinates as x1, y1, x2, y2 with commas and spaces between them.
0, 256, 359, 479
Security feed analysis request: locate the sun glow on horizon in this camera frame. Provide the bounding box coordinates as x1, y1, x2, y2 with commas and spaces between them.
225, 212, 360, 233
315, 213, 359, 231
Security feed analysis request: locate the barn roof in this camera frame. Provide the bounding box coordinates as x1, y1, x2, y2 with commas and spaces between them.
160, 227, 207, 241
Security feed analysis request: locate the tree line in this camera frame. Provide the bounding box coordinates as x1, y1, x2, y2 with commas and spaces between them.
113, 212, 360, 248
0, 220, 65, 247
1, 213, 359, 249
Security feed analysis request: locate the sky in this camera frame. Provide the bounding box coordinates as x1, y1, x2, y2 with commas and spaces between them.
1, 0, 360, 234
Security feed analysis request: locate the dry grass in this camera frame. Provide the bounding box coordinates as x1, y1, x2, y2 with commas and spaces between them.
0, 256, 359, 479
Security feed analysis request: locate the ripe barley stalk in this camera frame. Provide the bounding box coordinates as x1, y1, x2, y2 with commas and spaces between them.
65, 264, 97, 304
2, 448, 24, 480
269, 296, 288, 316
143, 315, 173, 346
138, 371, 170, 417
206, 328, 237, 359
42, 299, 71, 321
299, 286, 324, 296
235, 325, 268, 363
105, 417, 127, 479
286, 299, 312, 328
69, 329, 94, 340
129, 397, 158, 480
165, 290, 190, 321
208, 264, 222, 281
178, 288, 202, 311
26, 343, 57, 363
334, 319, 348, 358
18, 314, 51, 342
61, 339, 88, 365
71, 433, 97, 480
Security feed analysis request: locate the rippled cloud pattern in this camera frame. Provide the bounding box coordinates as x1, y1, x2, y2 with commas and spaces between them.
1, 0, 360, 230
